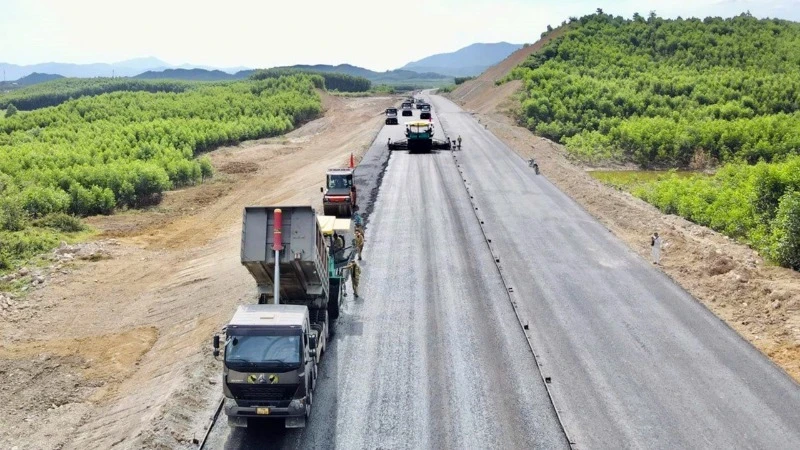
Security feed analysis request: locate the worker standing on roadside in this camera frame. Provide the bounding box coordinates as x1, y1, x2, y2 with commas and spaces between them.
651, 232, 662, 265
457, 135, 462, 148
354, 230, 365, 261
345, 260, 361, 297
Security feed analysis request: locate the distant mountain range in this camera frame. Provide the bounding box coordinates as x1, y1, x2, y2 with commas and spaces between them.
0, 57, 249, 81
1, 42, 522, 86
400, 42, 523, 77
270, 64, 452, 83
132, 65, 451, 84
1, 72, 64, 88
134, 68, 254, 81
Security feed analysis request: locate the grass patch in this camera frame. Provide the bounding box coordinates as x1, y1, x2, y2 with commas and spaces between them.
589, 170, 703, 190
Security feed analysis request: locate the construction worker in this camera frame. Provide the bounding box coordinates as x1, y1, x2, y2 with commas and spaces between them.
354, 230, 365, 261
353, 211, 363, 228
345, 260, 361, 297
651, 232, 663, 265
457, 135, 462, 148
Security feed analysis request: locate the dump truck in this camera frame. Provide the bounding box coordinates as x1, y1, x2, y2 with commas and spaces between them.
213, 206, 352, 429
420, 105, 432, 120
389, 120, 451, 153
385, 107, 398, 125
401, 102, 413, 116
321, 168, 357, 217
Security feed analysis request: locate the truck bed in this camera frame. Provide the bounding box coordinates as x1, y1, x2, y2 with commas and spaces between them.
241, 206, 329, 302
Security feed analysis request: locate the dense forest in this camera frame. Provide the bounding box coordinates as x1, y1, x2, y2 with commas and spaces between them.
512, 12, 800, 268
512, 12, 800, 166
0, 78, 195, 111
0, 74, 323, 269
250, 68, 371, 92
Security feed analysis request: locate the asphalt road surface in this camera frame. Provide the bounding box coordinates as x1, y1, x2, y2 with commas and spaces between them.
205, 95, 800, 449
205, 103, 569, 449
430, 94, 800, 448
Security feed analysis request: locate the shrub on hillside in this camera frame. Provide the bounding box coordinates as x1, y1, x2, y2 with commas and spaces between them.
35, 212, 86, 232
770, 191, 800, 270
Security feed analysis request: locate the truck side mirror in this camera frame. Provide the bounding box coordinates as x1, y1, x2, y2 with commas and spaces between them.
212, 335, 220, 358
350, 186, 356, 192
320, 187, 324, 193
309, 335, 317, 350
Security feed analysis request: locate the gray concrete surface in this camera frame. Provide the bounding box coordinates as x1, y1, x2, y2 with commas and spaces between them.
204, 103, 569, 449
430, 94, 800, 448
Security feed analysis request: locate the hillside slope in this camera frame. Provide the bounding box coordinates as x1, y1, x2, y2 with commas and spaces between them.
0, 73, 64, 91
450, 31, 566, 113
401, 42, 522, 77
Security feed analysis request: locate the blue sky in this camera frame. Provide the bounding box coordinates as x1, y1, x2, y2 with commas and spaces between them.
1, 0, 799, 71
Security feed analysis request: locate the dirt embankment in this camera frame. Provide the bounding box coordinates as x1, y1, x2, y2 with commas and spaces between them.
0, 93, 398, 450
447, 43, 800, 383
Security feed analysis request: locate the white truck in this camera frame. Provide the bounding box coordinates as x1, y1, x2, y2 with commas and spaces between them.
213, 206, 350, 428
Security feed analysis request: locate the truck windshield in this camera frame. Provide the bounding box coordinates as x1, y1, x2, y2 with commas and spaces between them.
328, 174, 352, 189
225, 334, 301, 370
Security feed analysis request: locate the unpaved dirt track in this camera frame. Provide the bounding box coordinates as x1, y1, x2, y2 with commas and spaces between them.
430, 94, 800, 448
205, 104, 570, 449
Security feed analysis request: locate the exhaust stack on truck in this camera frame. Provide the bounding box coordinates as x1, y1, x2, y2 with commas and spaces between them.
213, 206, 351, 429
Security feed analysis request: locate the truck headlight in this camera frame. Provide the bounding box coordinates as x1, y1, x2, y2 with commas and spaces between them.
288, 399, 305, 414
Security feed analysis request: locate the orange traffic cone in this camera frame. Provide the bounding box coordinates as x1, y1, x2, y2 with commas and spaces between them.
350, 153, 355, 168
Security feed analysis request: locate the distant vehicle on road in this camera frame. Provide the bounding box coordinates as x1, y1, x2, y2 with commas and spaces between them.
385, 107, 398, 125
401, 102, 413, 116
419, 104, 432, 119
389, 120, 451, 153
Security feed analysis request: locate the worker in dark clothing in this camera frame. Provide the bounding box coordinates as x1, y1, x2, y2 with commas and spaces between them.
345, 260, 361, 297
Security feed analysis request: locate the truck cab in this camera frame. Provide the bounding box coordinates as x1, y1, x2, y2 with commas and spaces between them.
385, 107, 398, 125
216, 304, 321, 429
321, 168, 356, 217
401, 102, 413, 116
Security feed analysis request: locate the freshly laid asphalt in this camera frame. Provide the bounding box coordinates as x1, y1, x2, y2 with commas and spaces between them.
206, 95, 800, 449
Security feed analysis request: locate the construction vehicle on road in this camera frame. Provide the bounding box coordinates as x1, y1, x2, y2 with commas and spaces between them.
401, 102, 413, 117
389, 120, 451, 153
213, 206, 352, 429
385, 107, 398, 125
420, 104, 431, 120
321, 167, 357, 217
